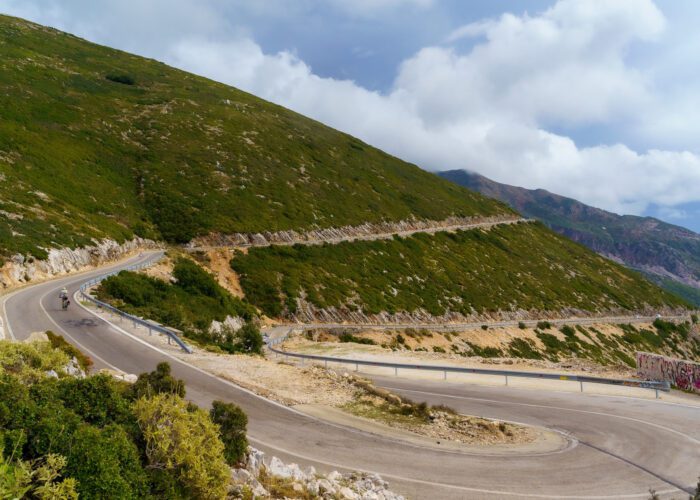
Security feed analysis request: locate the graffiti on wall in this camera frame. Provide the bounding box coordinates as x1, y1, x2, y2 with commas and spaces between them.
636, 352, 700, 394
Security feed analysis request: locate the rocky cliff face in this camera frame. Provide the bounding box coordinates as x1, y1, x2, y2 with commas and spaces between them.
187, 215, 520, 248
0, 237, 158, 289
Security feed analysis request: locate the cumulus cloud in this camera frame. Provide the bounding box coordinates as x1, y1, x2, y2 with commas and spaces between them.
164, 0, 700, 217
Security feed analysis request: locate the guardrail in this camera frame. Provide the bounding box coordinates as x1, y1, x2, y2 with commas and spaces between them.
78, 254, 193, 354
267, 340, 671, 397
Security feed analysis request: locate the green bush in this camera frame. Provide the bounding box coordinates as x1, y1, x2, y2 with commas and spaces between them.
537, 321, 552, 330
507, 338, 542, 359
339, 333, 376, 345
210, 401, 248, 466
131, 362, 186, 400
133, 394, 229, 499
432, 346, 446, 353
518, 322, 527, 329
224, 322, 264, 354
65, 424, 149, 499
105, 73, 135, 85
559, 325, 576, 338
55, 374, 134, 427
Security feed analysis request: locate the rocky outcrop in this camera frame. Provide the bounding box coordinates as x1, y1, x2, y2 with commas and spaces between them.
188, 215, 522, 249
290, 299, 690, 325
0, 237, 159, 289
230, 446, 404, 499
209, 315, 245, 337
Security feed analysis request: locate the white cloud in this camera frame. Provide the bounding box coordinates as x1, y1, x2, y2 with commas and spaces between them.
325, 0, 434, 17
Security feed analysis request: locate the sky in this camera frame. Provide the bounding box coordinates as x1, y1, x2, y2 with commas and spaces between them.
2, 0, 700, 232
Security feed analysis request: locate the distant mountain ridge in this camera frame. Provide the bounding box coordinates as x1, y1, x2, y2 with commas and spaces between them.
439, 170, 700, 306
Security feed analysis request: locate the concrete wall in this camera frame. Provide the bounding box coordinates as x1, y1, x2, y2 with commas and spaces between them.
636, 352, 700, 394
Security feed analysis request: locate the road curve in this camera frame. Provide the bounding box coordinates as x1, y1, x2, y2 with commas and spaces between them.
2, 252, 699, 499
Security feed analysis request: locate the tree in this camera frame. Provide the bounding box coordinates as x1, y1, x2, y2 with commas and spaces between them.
133, 394, 229, 500
131, 362, 185, 399
210, 401, 248, 466
236, 322, 263, 354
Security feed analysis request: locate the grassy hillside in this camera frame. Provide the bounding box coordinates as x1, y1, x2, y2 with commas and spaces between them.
0, 15, 509, 259
231, 222, 688, 319
439, 170, 700, 306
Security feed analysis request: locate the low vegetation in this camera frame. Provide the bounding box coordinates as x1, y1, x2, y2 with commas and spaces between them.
0, 14, 508, 259
232, 222, 687, 318
342, 376, 528, 444
97, 257, 262, 353
0, 337, 248, 499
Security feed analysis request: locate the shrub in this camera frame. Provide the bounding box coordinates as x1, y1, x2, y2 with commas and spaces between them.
432, 346, 446, 353
222, 322, 264, 355
0, 452, 78, 500
339, 333, 376, 345
537, 321, 552, 330
559, 325, 576, 338
65, 424, 149, 499
691, 314, 698, 325
210, 401, 248, 466
518, 322, 526, 329
395, 334, 405, 345
45, 331, 92, 371
507, 338, 542, 360
55, 374, 133, 427
131, 362, 186, 399
105, 73, 135, 85
481, 325, 488, 330
133, 394, 229, 499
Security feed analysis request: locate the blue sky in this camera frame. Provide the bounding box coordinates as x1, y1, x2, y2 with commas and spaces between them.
2, 0, 699, 232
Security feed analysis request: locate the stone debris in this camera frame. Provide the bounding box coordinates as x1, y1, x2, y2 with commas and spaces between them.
229, 446, 405, 499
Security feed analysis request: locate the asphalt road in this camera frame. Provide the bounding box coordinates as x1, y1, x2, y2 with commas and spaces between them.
2, 252, 699, 499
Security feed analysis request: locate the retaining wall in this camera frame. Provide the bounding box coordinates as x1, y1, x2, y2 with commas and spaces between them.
636, 352, 700, 394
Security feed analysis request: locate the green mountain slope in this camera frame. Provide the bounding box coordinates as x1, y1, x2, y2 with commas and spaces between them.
0, 15, 509, 259
439, 170, 700, 307
232, 222, 688, 319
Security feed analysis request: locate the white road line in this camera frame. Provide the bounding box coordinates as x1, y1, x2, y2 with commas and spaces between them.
247, 436, 678, 499
380, 386, 700, 445
1, 288, 19, 340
